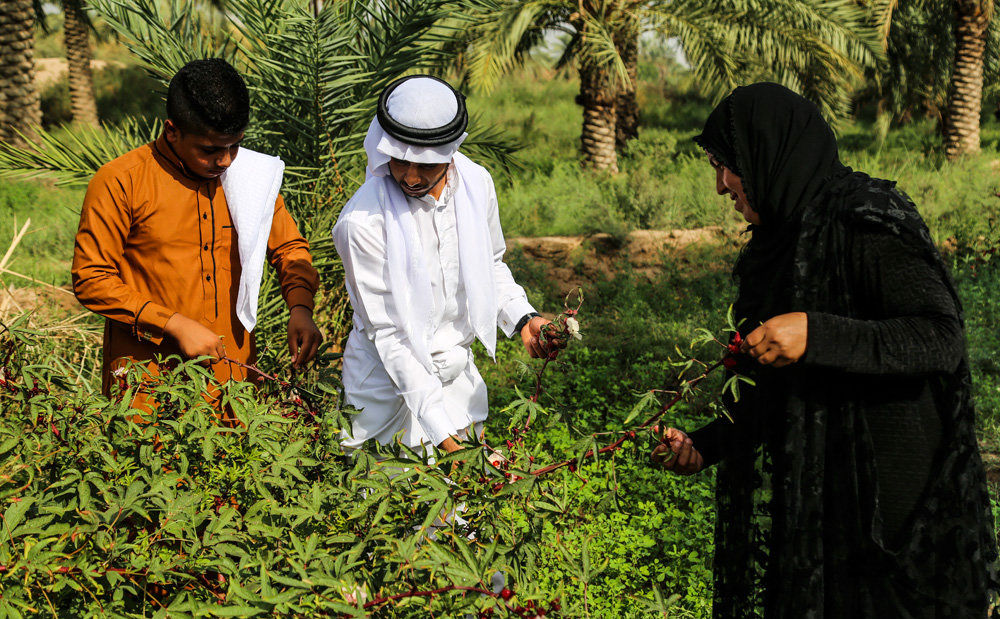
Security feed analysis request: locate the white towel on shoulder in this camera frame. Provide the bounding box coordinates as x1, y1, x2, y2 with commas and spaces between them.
220, 147, 284, 332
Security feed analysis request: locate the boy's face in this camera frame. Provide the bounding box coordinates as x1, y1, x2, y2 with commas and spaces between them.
164, 119, 244, 179
388, 158, 450, 199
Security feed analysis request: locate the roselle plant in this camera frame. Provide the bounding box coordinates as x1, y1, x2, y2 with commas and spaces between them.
0, 298, 749, 616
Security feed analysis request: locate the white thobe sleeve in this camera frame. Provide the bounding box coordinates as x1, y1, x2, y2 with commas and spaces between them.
333, 212, 455, 446
484, 175, 536, 338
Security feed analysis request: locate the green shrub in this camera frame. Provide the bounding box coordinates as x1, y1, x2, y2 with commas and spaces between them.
1, 310, 714, 616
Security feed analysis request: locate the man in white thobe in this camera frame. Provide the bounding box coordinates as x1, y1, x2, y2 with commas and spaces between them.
333, 75, 554, 454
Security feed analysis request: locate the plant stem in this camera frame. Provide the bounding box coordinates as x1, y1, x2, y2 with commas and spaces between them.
527, 360, 722, 478
363, 584, 496, 609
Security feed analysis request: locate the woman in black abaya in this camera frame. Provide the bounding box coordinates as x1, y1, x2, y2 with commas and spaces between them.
655, 83, 997, 618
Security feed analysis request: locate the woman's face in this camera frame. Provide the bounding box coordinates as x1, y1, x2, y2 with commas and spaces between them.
709, 155, 760, 225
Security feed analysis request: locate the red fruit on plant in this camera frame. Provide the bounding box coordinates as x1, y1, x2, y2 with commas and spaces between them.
567, 463, 576, 472
727, 332, 744, 354
500, 587, 514, 600
722, 355, 739, 370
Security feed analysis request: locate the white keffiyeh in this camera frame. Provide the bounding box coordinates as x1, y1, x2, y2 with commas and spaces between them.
363, 116, 496, 368
219, 147, 284, 332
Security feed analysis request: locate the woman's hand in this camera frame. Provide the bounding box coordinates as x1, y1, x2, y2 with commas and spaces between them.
651, 427, 704, 475
741, 312, 808, 367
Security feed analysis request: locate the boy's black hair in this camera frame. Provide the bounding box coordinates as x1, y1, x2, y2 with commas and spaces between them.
166, 58, 249, 135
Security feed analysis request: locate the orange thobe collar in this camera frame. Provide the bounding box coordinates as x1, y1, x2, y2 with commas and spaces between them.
151, 133, 219, 188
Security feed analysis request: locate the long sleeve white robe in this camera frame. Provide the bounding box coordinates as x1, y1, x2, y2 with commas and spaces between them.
334, 164, 535, 450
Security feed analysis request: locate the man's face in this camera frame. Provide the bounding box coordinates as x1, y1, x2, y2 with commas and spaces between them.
164, 119, 244, 179
709, 154, 760, 226
388, 158, 449, 199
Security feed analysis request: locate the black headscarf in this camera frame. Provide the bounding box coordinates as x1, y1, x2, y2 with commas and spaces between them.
693, 83, 997, 617
695, 82, 846, 328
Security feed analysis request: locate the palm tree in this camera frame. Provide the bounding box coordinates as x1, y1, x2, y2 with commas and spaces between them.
0, 0, 517, 363
453, 0, 885, 173
943, 0, 994, 158
614, 16, 638, 151
0, 0, 41, 144
62, 0, 100, 126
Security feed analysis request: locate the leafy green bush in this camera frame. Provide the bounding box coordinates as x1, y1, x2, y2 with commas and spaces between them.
1, 309, 723, 617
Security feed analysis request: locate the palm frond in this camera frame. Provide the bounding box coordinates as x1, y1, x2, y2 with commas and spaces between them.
0, 118, 160, 187
449, 0, 570, 94
576, 11, 631, 89
645, 0, 885, 122
88, 0, 236, 83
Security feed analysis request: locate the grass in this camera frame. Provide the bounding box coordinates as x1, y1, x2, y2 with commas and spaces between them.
0, 180, 81, 289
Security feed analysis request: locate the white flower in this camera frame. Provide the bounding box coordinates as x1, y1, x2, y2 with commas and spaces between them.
566, 316, 582, 340
112, 367, 128, 378
341, 583, 368, 606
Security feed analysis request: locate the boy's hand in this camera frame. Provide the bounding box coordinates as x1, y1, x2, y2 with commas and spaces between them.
164, 313, 226, 362
287, 306, 322, 368
521, 316, 560, 359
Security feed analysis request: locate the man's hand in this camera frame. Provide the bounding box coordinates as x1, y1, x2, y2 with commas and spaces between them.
740, 311, 808, 368
651, 427, 704, 475
287, 305, 322, 368
164, 313, 225, 363
521, 316, 560, 359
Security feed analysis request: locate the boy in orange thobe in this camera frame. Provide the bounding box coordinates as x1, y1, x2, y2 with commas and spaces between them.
72, 59, 322, 399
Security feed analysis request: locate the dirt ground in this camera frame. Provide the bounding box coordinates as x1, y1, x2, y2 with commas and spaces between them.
506, 226, 740, 296
34, 57, 124, 89
0, 282, 82, 321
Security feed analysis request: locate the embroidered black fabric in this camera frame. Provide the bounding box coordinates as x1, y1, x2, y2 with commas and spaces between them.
690, 83, 997, 618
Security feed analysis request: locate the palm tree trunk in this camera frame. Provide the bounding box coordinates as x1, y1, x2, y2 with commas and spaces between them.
64, 0, 99, 127
615, 25, 639, 150
943, 0, 991, 159
0, 0, 41, 144
579, 63, 618, 173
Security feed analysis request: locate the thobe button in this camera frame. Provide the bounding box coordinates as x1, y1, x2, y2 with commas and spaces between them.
202, 213, 208, 220
203, 244, 208, 251
206, 275, 211, 282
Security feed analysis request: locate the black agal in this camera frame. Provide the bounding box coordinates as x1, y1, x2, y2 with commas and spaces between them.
376, 75, 468, 147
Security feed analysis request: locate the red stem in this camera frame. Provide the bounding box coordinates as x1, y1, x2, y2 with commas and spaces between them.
532, 357, 552, 402
363, 584, 496, 609
222, 356, 288, 387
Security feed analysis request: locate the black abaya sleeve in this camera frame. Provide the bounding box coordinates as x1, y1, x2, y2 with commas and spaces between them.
803, 232, 963, 375
687, 383, 763, 468
687, 417, 730, 467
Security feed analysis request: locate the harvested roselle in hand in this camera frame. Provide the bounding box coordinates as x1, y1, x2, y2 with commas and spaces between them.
727, 331, 743, 354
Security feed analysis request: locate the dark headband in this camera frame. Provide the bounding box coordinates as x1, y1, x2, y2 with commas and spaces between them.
376, 75, 468, 147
